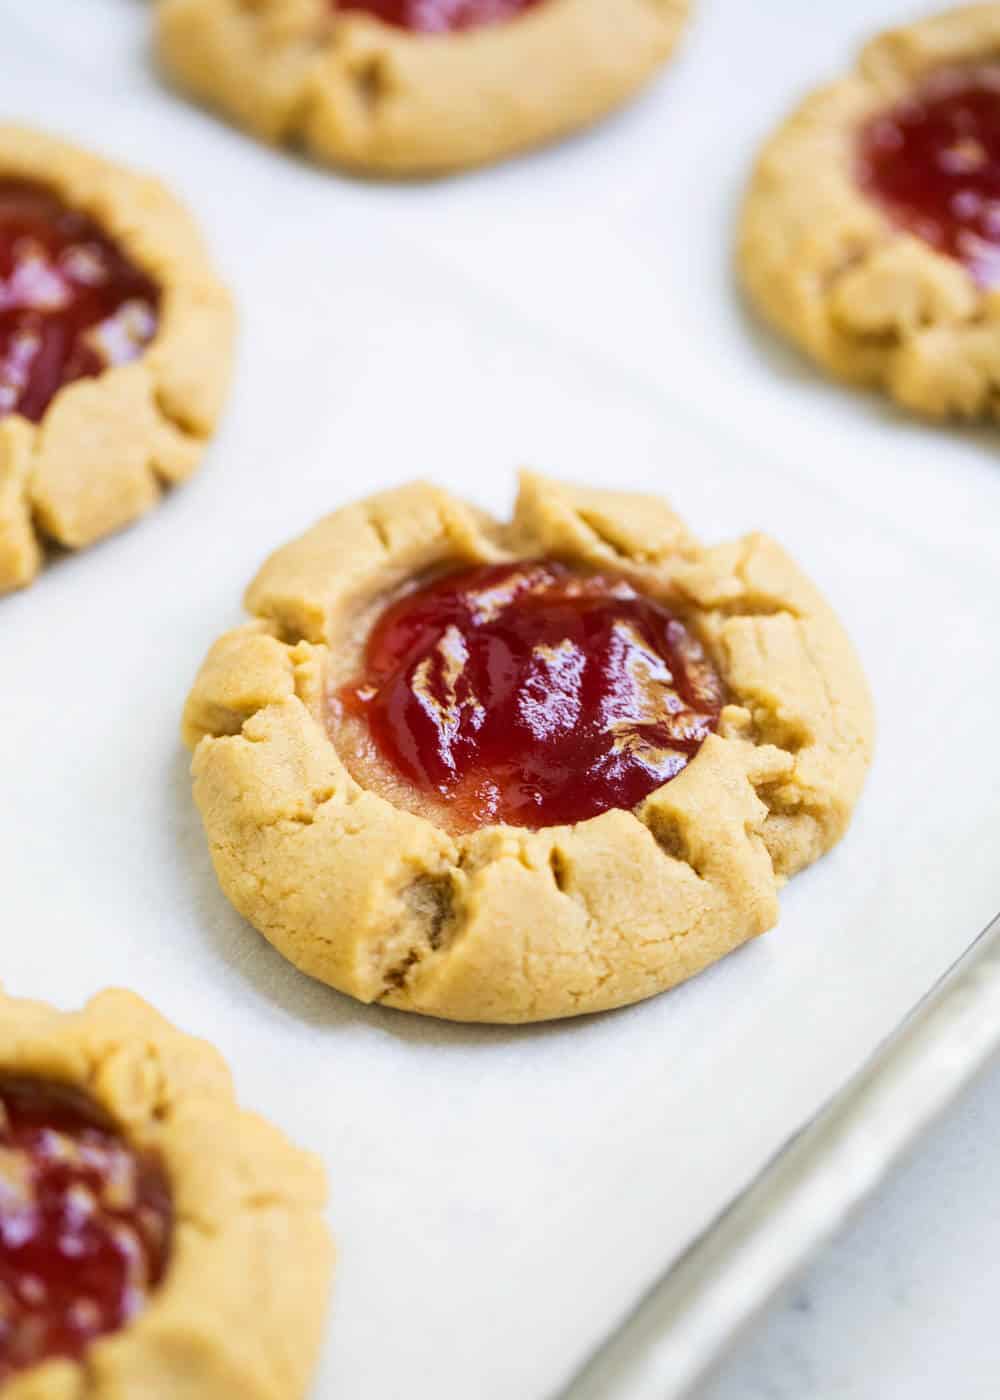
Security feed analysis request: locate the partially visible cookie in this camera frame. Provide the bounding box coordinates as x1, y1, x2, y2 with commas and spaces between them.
0, 126, 234, 594
739, 4, 1000, 421
183, 473, 874, 1024
0, 985, 332, 1398
155, 0, 690, 176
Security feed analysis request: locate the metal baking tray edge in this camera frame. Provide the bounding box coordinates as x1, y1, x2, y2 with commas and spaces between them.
561, 908, 1000, 1400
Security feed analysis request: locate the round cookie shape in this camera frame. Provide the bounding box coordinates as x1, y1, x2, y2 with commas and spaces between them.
0, 987, 332, 1400
739, 3, 1000, 421
0, 126, 235, 595
154, 0, 691, 176
183, 473, 874, 1024
339, 557, 725, 830
0, 1079, 172, 1383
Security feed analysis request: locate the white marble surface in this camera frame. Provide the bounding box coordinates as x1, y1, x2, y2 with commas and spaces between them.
698, 1051, 1000, 1400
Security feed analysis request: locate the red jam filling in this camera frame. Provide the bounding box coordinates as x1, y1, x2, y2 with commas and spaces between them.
0, 1079, 172, 1383
332, 0, 543, 35
858, 64, 1000, 285
341, 560, 724, 830
0, 180, 159, 424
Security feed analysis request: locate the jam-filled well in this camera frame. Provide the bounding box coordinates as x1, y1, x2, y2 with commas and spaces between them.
333, 0, 543, 35
0, 179, 159, 423
340, 560, 724, 830
0, 1078, 172, 1382
857, 64, 1000, 285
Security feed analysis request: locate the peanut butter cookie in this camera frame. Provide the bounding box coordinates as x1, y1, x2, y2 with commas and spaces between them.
0, 126, 234, 594
740, 4, 1000, 421
0, 985, 332, 1398
155, 0, 690, 176
183, 474, 874, 1024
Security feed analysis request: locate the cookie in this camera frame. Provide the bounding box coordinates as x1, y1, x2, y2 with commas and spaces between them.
183, 474, 874, 1024
739, 4, 1000, 421
0, 986, 332, 1398
155, 0, 690, 176
0, 126, 234, 594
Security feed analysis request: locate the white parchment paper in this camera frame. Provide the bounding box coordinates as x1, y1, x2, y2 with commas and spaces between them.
3, 4, 1000, 1397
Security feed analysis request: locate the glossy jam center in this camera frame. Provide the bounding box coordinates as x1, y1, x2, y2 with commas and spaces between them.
332, 0, 542, 35
342, 560, 724, 830
858, 64, 1000, 285
0, 180, 159, 423
0, 1079, 172, 1383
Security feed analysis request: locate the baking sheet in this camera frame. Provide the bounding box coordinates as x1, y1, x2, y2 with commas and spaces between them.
569, 907, 1000, 1398
3, 4, 1000, 1398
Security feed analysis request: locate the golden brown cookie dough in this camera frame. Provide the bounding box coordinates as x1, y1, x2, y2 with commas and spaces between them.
183, 474, 874, 1024
739, 4, 1000, 421
155, 0, 690, 176
0, 126, 234, 595
0, 985, 333, 1400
